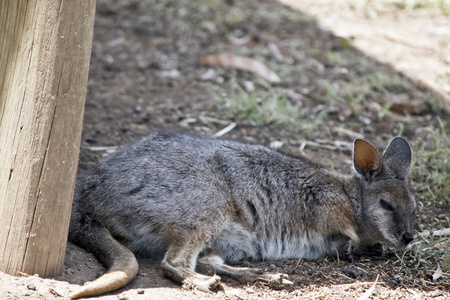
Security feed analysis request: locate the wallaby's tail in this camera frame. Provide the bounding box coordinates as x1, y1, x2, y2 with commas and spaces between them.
68, 217, 138, 299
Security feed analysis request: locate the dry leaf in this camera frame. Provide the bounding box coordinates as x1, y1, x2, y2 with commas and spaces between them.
201, 54, 281, 83
268, 42, 284, 61
375, 98, 425, 116
432, 264, 442, 281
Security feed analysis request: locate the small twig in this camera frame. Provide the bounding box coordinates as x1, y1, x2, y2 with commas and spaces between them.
426, 185, 437, 200
299, 141, 306, 151
436, 116, 450, 144
357, 274, 379, 300
422, 238, 449, 252
198, 115, 230, 125
337, 271, 354, 281
353, 266, 370, 274
405, 287, 421, 299
333, 280, 384, 288
179, 117, 197, 127
297, 139, 339, 151
81, 145, 119, 152
212, 122, 237, 137
290, 258, 303, 272
298, 139, 354, 152
320, 273, 338, 284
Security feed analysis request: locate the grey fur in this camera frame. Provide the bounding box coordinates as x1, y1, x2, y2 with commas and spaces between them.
69, 132, 415, 297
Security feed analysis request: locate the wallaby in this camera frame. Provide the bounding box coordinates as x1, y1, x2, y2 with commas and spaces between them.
68, 132, 415, 298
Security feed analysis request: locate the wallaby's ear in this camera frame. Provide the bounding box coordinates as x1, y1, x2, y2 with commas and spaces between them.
353, 139, 382, 181
382, 137, 412, 179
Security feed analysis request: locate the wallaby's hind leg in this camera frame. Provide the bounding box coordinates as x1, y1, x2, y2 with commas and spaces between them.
159, 185, 232, 292
198, 254, 292, 286
161, 233, 224, 293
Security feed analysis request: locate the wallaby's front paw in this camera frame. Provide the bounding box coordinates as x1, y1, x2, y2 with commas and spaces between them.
347, 252, 356, 263
182, 274, 224, 293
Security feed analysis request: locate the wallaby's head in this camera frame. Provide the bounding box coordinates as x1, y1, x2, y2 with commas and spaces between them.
353, 137, 415, 249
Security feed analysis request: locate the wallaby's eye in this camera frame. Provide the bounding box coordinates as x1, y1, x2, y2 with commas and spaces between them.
380, 199, 394, 211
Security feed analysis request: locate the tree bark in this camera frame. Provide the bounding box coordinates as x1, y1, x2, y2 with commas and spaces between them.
0, 0, 96, 277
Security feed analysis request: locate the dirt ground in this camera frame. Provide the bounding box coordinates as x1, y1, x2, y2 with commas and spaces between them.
280, 0, 450, 101
1, 0, 449, 299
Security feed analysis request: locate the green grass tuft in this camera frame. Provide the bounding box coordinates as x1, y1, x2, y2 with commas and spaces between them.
408, 119, 450, 276
215, 87, 328, 134
411, 120, 450, 204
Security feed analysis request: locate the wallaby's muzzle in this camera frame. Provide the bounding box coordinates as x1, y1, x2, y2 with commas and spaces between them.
401, 232, 414, 245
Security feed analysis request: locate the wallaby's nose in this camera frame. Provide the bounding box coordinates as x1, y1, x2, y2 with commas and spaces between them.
402, 232, 414, 245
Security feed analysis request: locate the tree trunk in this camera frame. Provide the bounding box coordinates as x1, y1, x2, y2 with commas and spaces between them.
0, 0, 96, 277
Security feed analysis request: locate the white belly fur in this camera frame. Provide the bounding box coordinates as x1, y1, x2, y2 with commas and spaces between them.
215, 222, 334, 262
259, 234, 331, 260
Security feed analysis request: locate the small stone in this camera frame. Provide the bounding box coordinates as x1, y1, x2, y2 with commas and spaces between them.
342, 267, 358, 279
49, 287, 64, 297
26, 284, 36, 291
157, 69, 180, 79
243, 81, 255, 93
389, 279, 398, 286
201, 68, 216, 81
269, 141, 283, 149
359, 116, 372, 125
265, 273, 293, 288
137, 289, 145, 294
